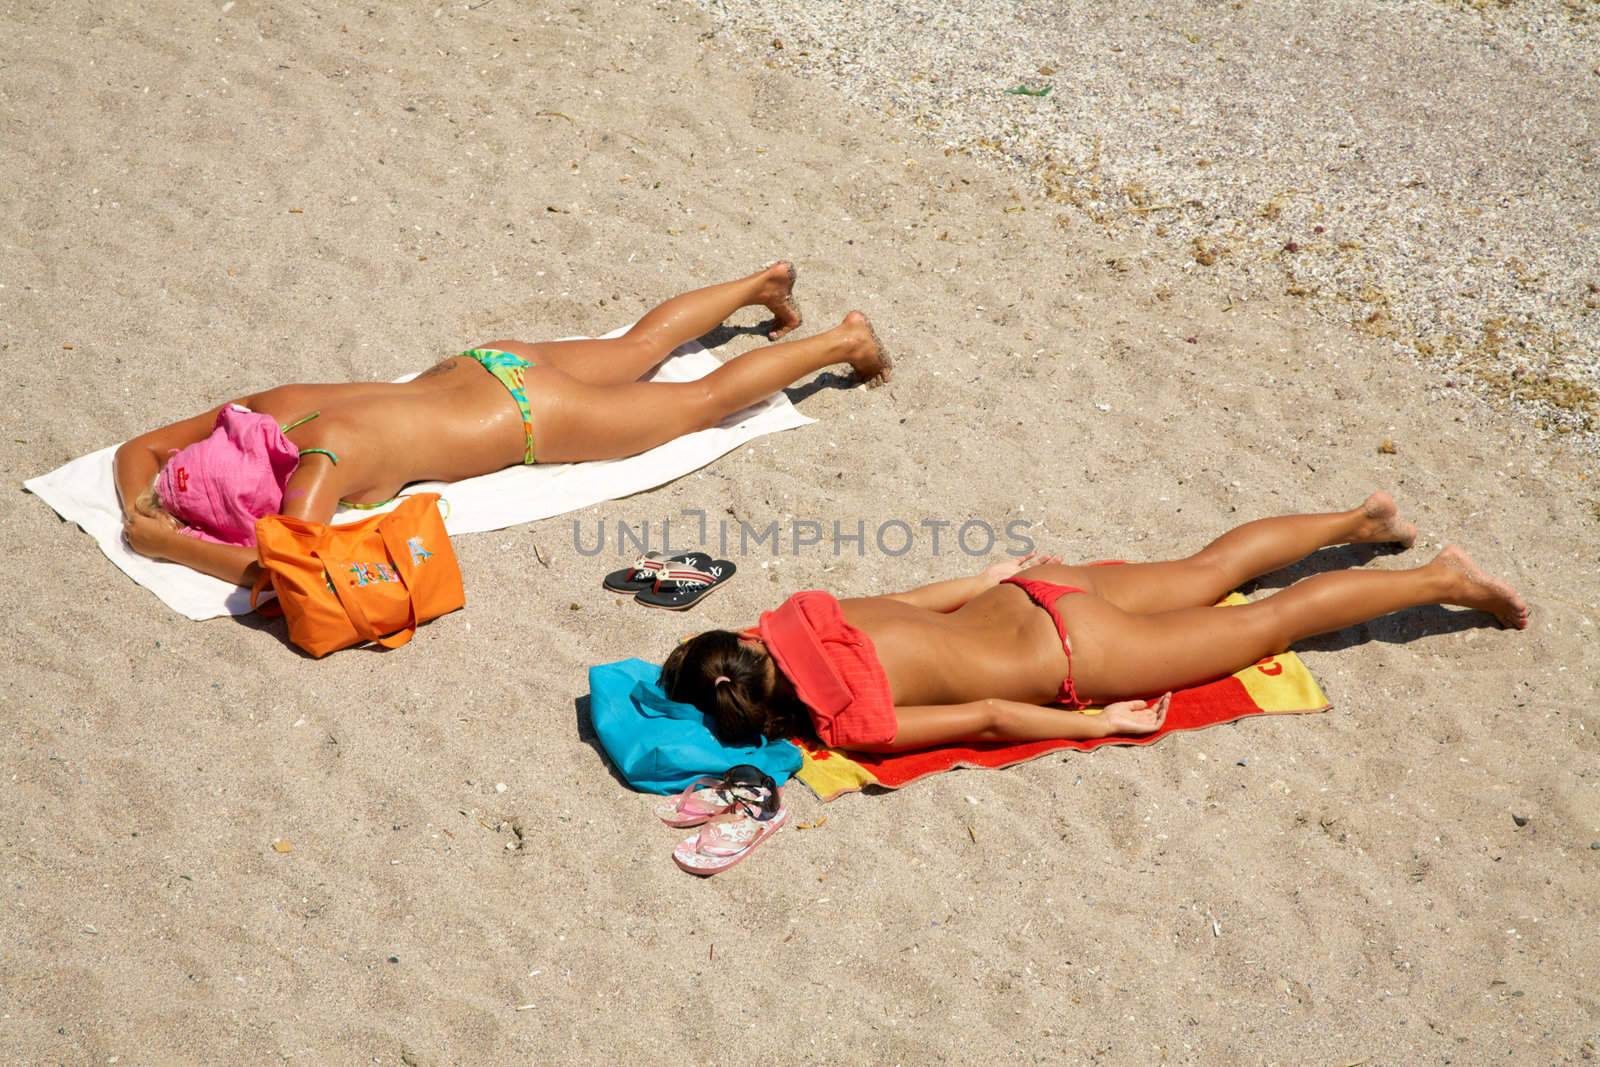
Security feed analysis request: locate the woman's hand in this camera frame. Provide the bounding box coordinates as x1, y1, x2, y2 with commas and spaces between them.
122, 509, 183, 560
979, 551, 1062, 585
1098, 693, 1171, 736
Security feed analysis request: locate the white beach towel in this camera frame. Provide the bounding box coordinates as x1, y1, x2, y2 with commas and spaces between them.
24, 336, 813, 620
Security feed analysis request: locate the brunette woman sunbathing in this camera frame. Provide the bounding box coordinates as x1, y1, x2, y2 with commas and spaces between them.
114, 263, 890, 585
663, 494, 1528, 752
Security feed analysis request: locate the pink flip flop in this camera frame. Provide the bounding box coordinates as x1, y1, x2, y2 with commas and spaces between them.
672, 795, 789, 876
654, 775, 736, 828
654, 765, 780, 828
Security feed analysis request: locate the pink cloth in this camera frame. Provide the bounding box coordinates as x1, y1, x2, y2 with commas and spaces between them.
156, 405, 300, 546
758, 591, 898, 749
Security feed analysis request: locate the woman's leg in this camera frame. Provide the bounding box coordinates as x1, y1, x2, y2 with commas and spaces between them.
528, 312, 890, 463
484, 262, 803, 387
1067, 544, 1528, 701
1027, 493, 1418, 615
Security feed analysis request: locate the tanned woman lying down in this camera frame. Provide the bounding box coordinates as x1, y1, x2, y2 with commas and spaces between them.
114, 262, 890, 586
663, 494, 1527, 752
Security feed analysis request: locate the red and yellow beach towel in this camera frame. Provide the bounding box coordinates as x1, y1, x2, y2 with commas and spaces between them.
793, 593, 1330, 801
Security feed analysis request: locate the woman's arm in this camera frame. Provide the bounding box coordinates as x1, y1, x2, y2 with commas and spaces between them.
119, 457, 344, 587
276, 457, 343, 524
112, 403, 235, 516
845, 694, 1171, 753
879, 553, 1058, 613
122, 510, 263, 586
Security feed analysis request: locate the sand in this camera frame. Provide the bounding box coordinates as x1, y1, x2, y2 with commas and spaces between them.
695, 0, 1600, 446
3, 1, 1597, 1063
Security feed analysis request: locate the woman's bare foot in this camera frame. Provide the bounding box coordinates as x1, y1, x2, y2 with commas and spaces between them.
839, 310, 893, 388
756, 261, 803, 341
1353, 491, 1418, 548
1434, 544, 1529, 629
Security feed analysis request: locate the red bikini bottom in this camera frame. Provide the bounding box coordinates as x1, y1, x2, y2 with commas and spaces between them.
1000, 576, 1090, 709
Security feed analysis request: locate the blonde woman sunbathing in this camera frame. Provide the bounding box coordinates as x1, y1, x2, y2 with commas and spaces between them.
114, 263, 890, 585
662, 494, 1528, 752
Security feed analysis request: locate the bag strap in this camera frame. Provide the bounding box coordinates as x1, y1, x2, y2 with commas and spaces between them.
313, 547, 418, 650
365, 495, 446, 642
376, 505, 433, 585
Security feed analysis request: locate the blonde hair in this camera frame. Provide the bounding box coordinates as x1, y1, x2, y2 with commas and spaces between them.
134, 478, 179, 528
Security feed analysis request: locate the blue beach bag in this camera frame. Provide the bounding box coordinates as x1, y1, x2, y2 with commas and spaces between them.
586, 658, 802, 795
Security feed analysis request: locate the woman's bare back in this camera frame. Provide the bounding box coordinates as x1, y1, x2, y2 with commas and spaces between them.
840, 585, 1071, 708
244, 357, 526, 504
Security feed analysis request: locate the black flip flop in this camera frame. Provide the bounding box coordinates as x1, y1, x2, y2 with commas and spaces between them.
602, 551, 713, 594
634, 559, 737, 611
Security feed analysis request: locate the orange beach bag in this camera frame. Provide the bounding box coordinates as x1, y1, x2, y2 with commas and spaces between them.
251, 493, 465, 657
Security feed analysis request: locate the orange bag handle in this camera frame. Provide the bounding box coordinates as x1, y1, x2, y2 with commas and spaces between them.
376, 509, 432, 587
314, 546, 418, 650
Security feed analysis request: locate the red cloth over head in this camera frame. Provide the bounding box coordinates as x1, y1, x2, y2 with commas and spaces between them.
757, 590, 898, 749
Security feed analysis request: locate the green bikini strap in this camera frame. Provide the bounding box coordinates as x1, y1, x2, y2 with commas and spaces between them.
281, 408, 390, 508
338, 495, 398, 510
282, 412, 339, 465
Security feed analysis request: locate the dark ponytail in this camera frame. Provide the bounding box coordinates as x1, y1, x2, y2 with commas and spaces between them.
662, 630, 809, 745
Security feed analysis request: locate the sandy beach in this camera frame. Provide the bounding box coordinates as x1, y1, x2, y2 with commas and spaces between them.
3, 1, 1598, 1063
